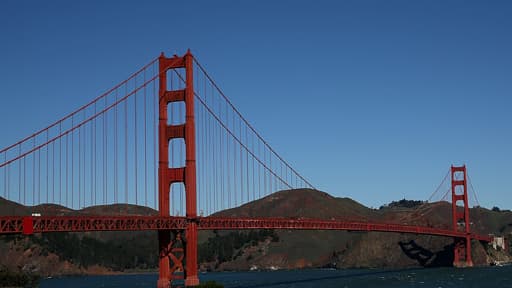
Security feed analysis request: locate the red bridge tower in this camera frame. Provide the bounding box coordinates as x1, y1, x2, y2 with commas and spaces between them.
451, 165, 473, 267
158, 51, 199, 287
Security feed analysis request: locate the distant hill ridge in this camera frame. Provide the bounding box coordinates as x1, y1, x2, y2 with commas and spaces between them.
0, 196, 157, 216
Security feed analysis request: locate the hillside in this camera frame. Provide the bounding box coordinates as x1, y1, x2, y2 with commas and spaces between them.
215, 189, 375, 221
206, 189, 511, 270
0, 197, 160, 276
0, 189, 511, 276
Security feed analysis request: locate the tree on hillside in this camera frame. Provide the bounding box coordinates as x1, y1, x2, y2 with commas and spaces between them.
380, 199, 425, 209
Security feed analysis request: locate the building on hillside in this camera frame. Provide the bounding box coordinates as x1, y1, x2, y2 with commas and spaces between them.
490, 236, 506, 251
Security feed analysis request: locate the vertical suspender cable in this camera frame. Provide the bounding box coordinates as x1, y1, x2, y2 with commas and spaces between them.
46, 131, 49, 204
125, 84, 128, 203
6, 157, 9, 201
209, 91, 214, 214
144, 68, 148, 207
233, 111, 237, 207
280, 156, 283, 190
203, 84, 206, 214
203, 82, 207, 214
32, 138, 35, 204
269, 146, 272, 194
4, 153, 7, 199
1, 154, 4, 200
211, 85, 216, 213
239, 116, 243, 204
6, 158, 9, 201
38, 148, 41, 204
18, 152, 21, 203
78, 118, 81, 208
213, 85, 218, 212
104, 94, 107, 204
205, 99, 210, 215
219, 95, 224, 210
226, 102, 231, 209
71, 117, 74, 208
252, 131, 255, 201
134, 76, 138, 205
93, 103, 97, 206
153, 63, 158, 209
258, 139, 262, 199
195, 66, 200, 214
23, 155, 26, 204
89, 118, 93, 206
265, 147, 268, 195
52, 131, 56, 203
17, 155, 19, 204
114, 88, 118, 205
245, 126, 249, 202
65, 131, 68, 207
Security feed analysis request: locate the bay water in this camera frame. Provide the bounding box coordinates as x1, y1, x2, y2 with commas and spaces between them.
40, 266, 512, 288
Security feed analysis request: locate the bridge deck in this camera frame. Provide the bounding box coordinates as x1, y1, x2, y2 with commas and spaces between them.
0, 216, 492, 242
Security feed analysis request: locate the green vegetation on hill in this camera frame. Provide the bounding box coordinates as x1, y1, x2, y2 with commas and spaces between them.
199, 230, 279, 263
1, 229, 280, 274
380, 199, 425, 209
0, 266, 39, 288
3, 232, 158, 271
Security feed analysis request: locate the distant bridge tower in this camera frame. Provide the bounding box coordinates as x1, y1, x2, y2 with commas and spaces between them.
158, 51, 199, 287
451, 165, 473, 267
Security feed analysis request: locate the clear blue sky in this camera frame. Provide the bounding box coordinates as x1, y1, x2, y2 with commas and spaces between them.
1, 0, 511, 209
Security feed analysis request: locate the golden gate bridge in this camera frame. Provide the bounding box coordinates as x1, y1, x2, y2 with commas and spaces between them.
0, 51, 493, 287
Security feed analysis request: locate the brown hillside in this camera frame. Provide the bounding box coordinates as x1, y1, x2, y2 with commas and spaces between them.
215, 188, 378, 221
205, 189, 509, 270
0, 197, 157, 217
0, 197, 30, 216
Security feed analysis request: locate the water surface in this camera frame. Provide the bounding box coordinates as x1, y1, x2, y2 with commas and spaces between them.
40, 266, 512, 288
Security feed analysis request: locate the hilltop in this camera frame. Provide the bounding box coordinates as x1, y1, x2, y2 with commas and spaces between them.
0, 189, 510, 276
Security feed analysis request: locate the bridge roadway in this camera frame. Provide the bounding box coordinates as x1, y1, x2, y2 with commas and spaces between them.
0, 216, 492, 242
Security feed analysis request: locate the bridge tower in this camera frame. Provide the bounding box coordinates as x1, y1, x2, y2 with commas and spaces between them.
158, 51, 199, 287
451, 165, 473, 267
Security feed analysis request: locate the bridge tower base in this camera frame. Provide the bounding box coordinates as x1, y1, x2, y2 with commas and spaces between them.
451, 165, 473, 267
158, 51, 199, 287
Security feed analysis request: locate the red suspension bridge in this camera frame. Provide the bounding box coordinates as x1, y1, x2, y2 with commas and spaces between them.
0, 51, 493, 287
